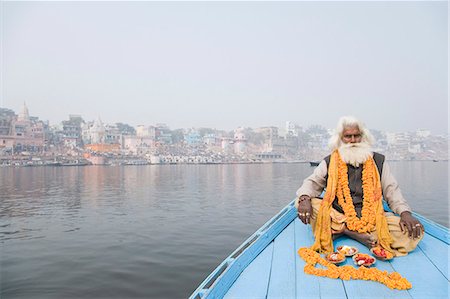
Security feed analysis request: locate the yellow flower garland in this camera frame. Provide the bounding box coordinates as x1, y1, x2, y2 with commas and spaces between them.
336, 154, 379, 233
310, 150, 394, 257
298, 247, 412, 290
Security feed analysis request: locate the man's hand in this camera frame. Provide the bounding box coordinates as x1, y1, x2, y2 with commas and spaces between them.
297, 195, 312, 225
400, 211, 424, 239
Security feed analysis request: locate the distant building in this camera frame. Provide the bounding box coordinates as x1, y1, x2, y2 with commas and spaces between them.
0, 103, 45, 153
386, 132, 410, 148
233, 127, 247, 154
408, 144, 422, 154
255, 126, 278, 152
255, 126, 278, 140
85, 143, 120, 153
0, 108, 16, 151
203, 133, 219, 146
61, 115, 84, 147
385, 132, 397, 146
157, 132, 173, 144
155, 125, 172, 144
221, 137, 234, 151
123, 135, 155, 155
88, 118, 106, 144
286, 121, 301, 137
416, 129, 431, 138
136, 125, 156, 139
185, 129, 202, 146
104, 124, 122, 145
82, 118, 123, 153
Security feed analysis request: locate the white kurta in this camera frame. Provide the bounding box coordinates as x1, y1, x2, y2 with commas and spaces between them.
295, 158, 412, 216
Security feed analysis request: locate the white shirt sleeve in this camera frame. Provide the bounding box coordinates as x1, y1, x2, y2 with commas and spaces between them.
295, 160, 327, 208
381, 161, 411, 215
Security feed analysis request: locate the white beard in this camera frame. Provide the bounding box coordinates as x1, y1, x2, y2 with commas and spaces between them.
338, 142, 372, 167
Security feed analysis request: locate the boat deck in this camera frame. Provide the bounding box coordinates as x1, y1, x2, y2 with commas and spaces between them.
224, 218, 449, 299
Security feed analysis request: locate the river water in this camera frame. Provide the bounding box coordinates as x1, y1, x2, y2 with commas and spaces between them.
1, 161, 448, 298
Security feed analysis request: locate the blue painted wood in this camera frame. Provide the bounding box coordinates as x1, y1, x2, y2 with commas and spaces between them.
413, 213, 450, 245
294, 220, 321, 299
390, 245, 450, 299
294, 219, 348, 299
418, 233, 449, 280
267, 221, 296, 298
190, 203, 297, 299
383, 200, 449, 245
191, 199, 450, 299
224, 242, 274, 299
333, 237, 412, 299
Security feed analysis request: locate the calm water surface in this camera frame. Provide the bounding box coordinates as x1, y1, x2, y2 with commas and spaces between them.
1, 161, 448, 298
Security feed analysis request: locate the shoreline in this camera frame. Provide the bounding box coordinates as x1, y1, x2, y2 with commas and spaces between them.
0, 158, 447, 168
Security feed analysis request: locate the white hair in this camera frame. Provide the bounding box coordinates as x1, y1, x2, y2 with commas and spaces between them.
328, 116, 375, 150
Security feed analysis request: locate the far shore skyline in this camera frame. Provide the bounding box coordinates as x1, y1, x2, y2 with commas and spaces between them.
4, 102, 445, 136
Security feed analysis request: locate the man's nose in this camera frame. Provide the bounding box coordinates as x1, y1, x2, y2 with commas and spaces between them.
350, 136, 356, 143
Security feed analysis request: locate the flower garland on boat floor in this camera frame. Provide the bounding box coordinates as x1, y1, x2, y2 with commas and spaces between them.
298, 248, 412, 290
298, 151, 411, 289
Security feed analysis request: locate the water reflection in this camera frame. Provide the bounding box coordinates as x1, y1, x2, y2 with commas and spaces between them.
0, 161, 448, 298
389, 161, 448, 225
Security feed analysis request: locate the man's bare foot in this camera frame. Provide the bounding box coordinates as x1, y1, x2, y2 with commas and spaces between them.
343, 227, 376, 248
332, 226, 345, 240
332, 232, 344, 240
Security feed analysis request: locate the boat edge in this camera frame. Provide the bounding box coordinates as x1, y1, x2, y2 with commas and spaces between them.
190, 199, 449, 298
189, 201, 297, 299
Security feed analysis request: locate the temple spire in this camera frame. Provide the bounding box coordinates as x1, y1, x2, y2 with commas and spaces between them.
18, 102, 30, 121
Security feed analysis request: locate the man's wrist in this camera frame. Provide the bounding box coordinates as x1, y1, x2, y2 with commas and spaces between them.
298, 195, 311, 203
400, 211, 412, 218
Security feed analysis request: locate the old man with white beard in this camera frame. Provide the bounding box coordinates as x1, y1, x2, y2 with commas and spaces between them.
296, 116, 423, 256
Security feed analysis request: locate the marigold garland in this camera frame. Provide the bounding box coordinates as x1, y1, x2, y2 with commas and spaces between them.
298, 247, 412, 290
310, 150, 393, 254
336, 155, 378, 233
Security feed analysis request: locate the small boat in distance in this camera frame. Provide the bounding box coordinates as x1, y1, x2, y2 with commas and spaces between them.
309, 161, 320, 167
190, 199, 449, 299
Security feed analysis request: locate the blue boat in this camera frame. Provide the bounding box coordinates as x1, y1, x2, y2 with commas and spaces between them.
190, 199, 449, 299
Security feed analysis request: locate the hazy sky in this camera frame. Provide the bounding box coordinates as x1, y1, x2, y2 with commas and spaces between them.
1, 1, 448, 134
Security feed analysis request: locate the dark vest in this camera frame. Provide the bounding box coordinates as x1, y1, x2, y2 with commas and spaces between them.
324, 152, 385, 218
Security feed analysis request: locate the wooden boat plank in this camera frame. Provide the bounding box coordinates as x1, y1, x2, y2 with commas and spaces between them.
294, 220, 321, 299
333, 237, 412, 299
294, 219, 347, 299
191, 200, 450, 299
390, 244, 449, 299
417, 233, 449, 280
267, 221, 296, 298
204, 207, 295, 298
224, 242, 274, 299
413, 213, 450, 245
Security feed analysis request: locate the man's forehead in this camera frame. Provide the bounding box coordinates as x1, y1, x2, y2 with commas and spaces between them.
343, 126, 360, 133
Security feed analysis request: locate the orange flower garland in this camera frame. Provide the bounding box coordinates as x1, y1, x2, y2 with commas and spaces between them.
310, 150, 393, 254
336, 155, 378, 233
298, 247, 412, 290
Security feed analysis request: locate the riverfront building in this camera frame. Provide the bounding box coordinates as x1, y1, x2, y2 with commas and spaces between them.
0, 104, 45, 153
